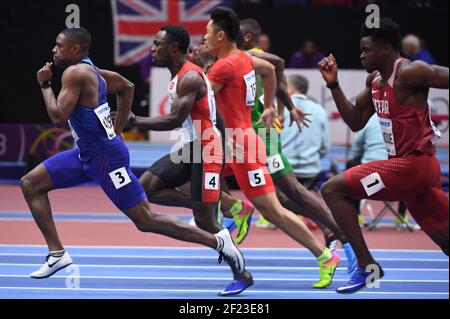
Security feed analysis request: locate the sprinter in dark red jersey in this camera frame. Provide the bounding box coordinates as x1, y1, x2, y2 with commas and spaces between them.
318, 17, 449, 293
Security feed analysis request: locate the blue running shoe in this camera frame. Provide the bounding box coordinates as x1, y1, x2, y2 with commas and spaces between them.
336, 264, 384, 293
342, 243, 357, 274
219, 276, 254, 296
222, 217, 237, 233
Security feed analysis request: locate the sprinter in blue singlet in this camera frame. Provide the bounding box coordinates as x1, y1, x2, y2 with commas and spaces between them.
20, 28, 246, 295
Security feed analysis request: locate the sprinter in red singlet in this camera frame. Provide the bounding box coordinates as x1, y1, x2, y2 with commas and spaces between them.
318, 17, 449, 293
205, 7, 341, 290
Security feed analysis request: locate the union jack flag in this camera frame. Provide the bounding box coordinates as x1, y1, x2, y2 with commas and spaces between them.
111, 0, 230, 81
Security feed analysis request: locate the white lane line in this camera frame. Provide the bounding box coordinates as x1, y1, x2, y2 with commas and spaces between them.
0, 263, 447, 271
0, 286, 447, 296
0, 245, 446, 254
0, 253, 447, 262
0, 274, 447, 283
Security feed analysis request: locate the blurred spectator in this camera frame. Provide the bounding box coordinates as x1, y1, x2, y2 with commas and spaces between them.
289, 39, 325, 68
401, 34, 436, 64
349, 114, 388, 164
280, 74, 331, 186
258, 33, 271, 52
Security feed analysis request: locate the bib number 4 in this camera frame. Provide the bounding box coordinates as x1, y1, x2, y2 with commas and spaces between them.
204, 173, 219, 190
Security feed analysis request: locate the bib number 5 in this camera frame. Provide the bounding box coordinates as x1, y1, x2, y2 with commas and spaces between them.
248, 168, 266, 187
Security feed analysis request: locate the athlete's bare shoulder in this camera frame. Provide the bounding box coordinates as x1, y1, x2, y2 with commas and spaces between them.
61, 63, 91, 84
178, 69, 205, 99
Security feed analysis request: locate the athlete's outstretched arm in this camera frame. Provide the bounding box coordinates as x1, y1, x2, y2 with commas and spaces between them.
37, 63, 81, 125
318, 54, 375, 132
277, 75, 311, 130
131, 71, 202, 131
397, 60, 449, 89
98, 69, 135, 135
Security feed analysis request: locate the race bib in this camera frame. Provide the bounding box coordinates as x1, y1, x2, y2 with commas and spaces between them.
248, 168, 266, 187
109, 167, 131, 190
360, 172, 386, 197
243, 70, 256, 107
379, 118, 396, 156
267, 154, 285, 174
94, 103, 116, 140
204, 172, 219, 190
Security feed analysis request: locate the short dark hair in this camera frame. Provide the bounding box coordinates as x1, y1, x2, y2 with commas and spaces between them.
360, 17, 401, 51
211, 6, 240, 42
240, 18, 261, 38
160, 25, 190, 54
288, 74, 309, 94
61, 27, 92, 54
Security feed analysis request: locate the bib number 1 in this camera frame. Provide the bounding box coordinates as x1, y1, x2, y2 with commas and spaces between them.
360, 172, 385, 197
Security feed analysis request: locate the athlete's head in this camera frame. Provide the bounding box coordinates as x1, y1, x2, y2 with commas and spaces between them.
360, 17, 401, 72
239, 18, 261, 51
188, 42, 217, 71
151, 25, 190, 67
53, 28, 91, 68
204, 6, 240, 54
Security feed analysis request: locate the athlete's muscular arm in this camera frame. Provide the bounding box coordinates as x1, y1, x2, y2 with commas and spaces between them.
37, 63, 82, 125
248, 51, 284, 88
132, 71, 202, 131
318, 54, 375, 132
252, 56, 277, 128
397, 60, 449, 89
248, 52, 311, 130
98, 69, 135, 135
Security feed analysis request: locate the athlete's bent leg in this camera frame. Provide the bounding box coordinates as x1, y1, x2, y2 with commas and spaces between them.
404, 186, 449, 255
123, 199, 217, 248
275, 172, 348, 242
21, 164, 63, 251
250, 192, 324, 256
139, 171, 192, 209
321, 174, 377, 268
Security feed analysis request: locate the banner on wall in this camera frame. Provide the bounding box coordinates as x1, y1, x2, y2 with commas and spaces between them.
0, 124, 74, 177
150, 68, 449, 147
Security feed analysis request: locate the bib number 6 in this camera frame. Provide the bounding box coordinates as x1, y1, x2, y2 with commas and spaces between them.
267, 154, 285, 174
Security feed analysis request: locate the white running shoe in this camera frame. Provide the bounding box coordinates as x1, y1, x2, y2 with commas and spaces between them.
30, 251, 73, 279
215, 229, 245, 273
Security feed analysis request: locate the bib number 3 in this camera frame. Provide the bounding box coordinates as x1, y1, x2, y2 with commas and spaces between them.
109, 167, 132, 189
